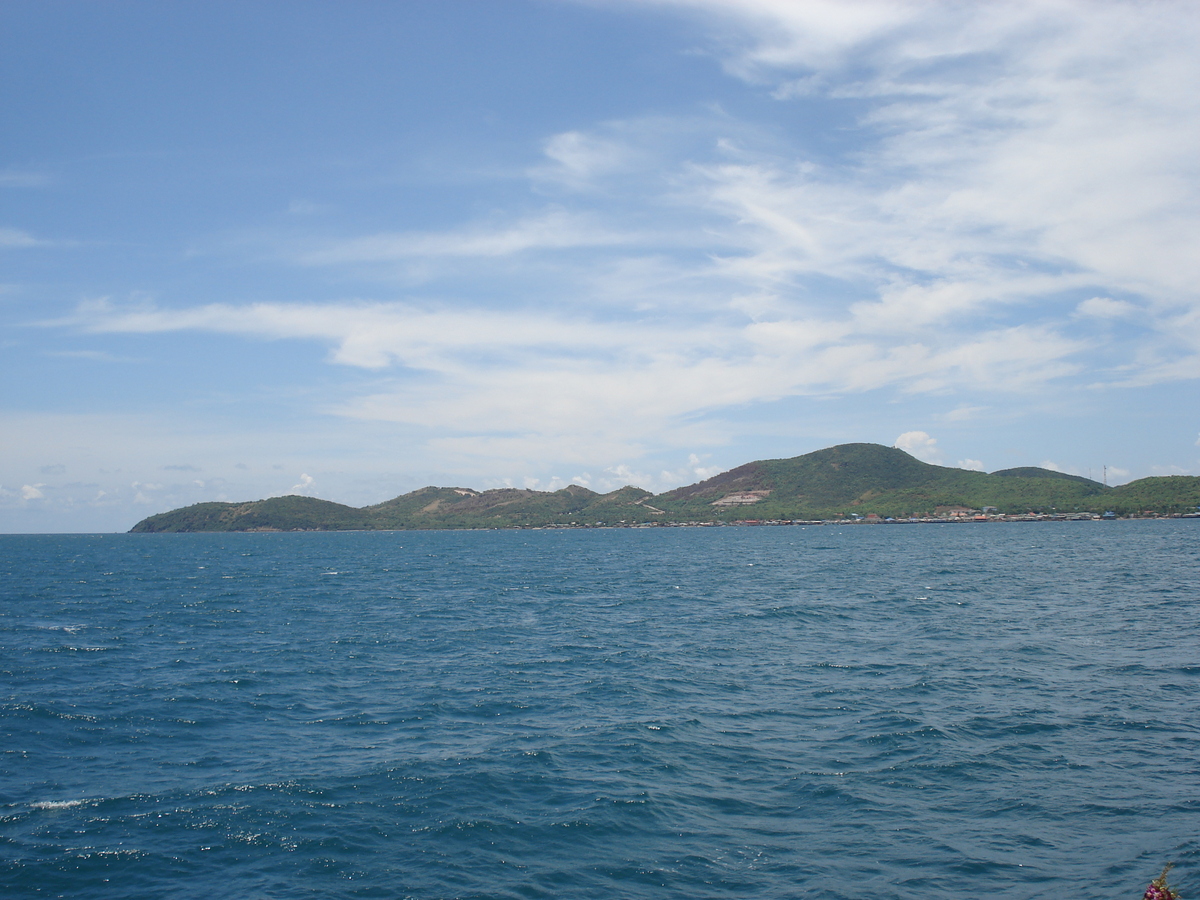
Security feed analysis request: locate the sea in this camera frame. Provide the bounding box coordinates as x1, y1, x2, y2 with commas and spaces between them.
1, 522, 1197, 900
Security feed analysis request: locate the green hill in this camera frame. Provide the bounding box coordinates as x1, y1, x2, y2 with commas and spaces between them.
131, 483, 664, 532
128, 443, 1200, 532
129, 495, 371, 533
1109, 475, 1200, 515
652, 443, 1109, 520
363, 483, 659, 529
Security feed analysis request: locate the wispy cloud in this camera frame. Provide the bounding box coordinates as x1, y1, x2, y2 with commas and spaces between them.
18, 0, 1200, 524
649, 0, 1200, 375
0, 228, 48, 248
46, 349, 139, 363
538, 131, 633, 185
0, 169, 51, 188
64, 293, 1089, 477
146, 0, 1197, 437
296, 209, 632, 265
1075, 297, 1138, 320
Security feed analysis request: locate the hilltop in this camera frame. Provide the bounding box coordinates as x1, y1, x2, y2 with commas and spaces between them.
128, 442, 1200, 532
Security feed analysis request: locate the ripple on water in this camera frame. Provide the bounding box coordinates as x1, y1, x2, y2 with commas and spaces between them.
0, 524, 1197, 899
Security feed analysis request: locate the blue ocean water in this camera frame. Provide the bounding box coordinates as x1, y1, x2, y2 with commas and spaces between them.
1, 523, 1197, 899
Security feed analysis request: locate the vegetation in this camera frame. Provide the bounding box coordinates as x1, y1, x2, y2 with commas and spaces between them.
652, 444, 1113, 520
129, 443, 1200, 532
1110, 475, 1200, 516
129, 496, 371, 532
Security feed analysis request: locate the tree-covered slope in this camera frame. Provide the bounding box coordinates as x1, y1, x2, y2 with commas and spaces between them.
365, 483, 657, 528
128, 443, 1199, 531
1108, 475, 1200, 515
653, 443, 1109, 519
129, 496, 371, 532
131, 483, 665, 532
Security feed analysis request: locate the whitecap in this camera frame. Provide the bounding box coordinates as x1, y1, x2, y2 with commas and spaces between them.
34, 623, 85, 634
30, 799, 87, 810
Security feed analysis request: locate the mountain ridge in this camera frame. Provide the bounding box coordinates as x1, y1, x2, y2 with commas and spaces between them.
128, 442, 1200, 532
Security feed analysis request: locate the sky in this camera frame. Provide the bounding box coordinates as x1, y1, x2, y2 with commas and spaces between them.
3, 0, 1199, 532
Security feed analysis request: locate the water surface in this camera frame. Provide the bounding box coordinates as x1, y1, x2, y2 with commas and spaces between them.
2, 523, 1197, 898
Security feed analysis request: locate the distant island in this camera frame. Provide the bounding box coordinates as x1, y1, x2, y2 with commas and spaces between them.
129, 442, 1200, 532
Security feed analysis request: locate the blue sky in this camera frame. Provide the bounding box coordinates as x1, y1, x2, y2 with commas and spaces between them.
4, 0, 1199, 532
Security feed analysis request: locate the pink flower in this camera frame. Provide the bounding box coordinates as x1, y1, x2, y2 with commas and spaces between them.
1142, 864, 1180, 900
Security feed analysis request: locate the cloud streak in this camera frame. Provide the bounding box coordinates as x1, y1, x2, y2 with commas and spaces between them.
64, 2, 1199, 433
66, 294, 1090, 469
296, 209, 633, 265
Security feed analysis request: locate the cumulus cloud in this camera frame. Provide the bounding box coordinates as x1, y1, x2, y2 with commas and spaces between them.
687, 453, 724, 480
894, 431, 941, 464
290, 473, 315, 494
21, 484, 45, 500
958, 459, 986, 472
133, 480, 164, 508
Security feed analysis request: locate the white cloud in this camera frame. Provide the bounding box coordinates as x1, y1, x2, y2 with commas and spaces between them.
1106, 465, 1131, 485
1038, 462, 1132, 486
894, 431, 941, 463
539, 131, 631, 184
942, 406, 986, 423
66, 0, 1193, 439
66, 295, 1088, 437
1076, 297, 1137, 319
958, 458, 985, 472
21, 484, 44, 500
687, 453, 723, 480
653, 0, 1200, 381
17, 1, 1200, 530
289, 473, 315, 494
48, 291, 1094, 491
296, 209, 629, 265
0, 228, 44, 248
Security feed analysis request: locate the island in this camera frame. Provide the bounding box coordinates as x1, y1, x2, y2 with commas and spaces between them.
129, 443, 1200, 532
